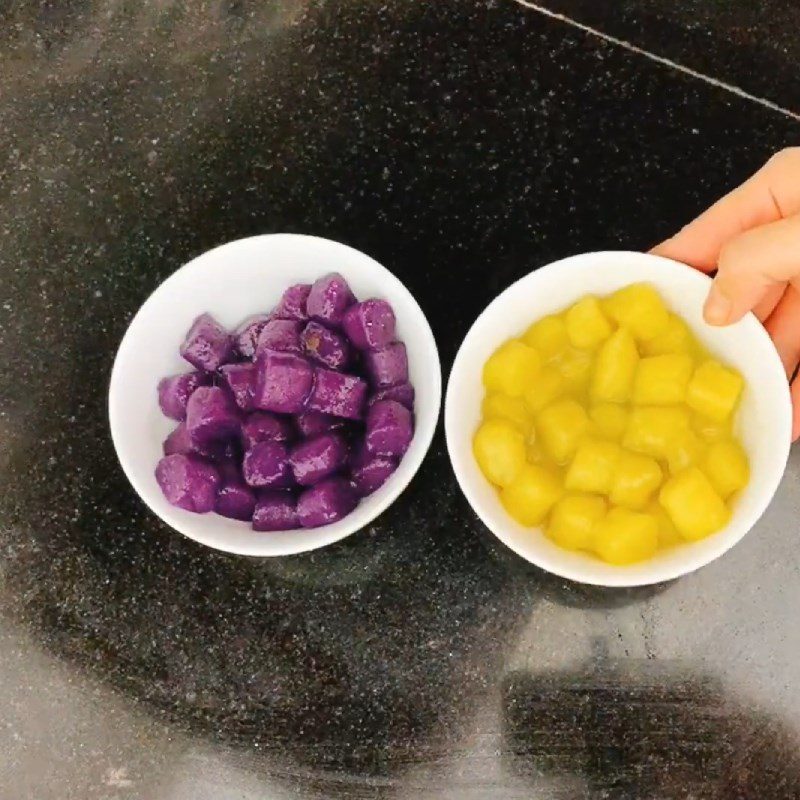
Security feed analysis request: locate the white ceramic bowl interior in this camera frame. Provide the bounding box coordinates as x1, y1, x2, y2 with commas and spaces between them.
445, 251, 791, 587
109, 234, 441, 556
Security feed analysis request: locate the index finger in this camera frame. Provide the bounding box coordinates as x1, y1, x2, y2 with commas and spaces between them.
651, 148, 800, 272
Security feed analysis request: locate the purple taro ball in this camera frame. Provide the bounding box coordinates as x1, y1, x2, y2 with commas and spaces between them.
351, 453, 398, 497
155, 454, 220, 513
252, 491, 299, 531
186, 386, 240, 446
234, 314, 271, 360
342, 299, 396, 350
241, 412, 294, 450
219, 363, 255, 411
257, 319, 304, 355
296, 477, 358, 528
253, 350, 314, 414
365, 399, 413, 458
364, 342, 408, 388
294, 411, 344, 438
242, 441, 291, 488
301, 321, 350, 370
306, 368, 367, 420
179, 313, 232, 372
163, 422, 195, 457
368, 382, 415, 410
289, 433, 349, 486
216, 481, 256, 521
163, 422, 228, 460
273, 283, 311, 322
157, 371, 208, 421
306, 273, 354, 327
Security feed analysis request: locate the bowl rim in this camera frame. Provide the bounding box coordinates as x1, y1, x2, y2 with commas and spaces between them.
444, 249, 792, 587
108, 233, 442, 557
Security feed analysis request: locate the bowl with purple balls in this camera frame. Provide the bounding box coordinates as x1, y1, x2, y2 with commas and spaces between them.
109, 234, 441, 556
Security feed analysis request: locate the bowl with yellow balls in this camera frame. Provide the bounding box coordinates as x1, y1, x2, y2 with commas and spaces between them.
445, 251, 791, 587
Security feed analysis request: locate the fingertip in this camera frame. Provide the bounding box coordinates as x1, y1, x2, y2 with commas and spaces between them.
703, 284, 734, 326
649, 239, 673, 257
649, 234, 717, 273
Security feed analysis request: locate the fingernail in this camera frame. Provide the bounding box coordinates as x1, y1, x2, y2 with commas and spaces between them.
704, 285, 732, 325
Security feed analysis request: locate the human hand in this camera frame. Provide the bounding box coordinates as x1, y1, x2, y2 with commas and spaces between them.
651, 148, 800, 440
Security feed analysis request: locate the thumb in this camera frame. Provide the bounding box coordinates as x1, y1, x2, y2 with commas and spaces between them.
705, 212, 800, 325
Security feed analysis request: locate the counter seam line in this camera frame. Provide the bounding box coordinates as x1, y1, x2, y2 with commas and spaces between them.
511, 0, 800, 123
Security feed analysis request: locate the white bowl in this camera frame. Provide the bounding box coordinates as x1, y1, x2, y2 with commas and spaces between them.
109, 234, 441, 557
445, 251, 792, 587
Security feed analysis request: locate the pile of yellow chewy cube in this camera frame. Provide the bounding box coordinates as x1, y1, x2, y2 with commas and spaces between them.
473, 283, 749, 565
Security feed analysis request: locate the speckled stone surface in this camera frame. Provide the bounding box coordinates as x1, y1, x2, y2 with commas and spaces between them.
1, 2, 799, 798
533, 0, 800, 112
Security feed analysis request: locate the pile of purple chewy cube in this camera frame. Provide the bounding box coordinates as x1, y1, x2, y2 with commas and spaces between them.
154, 273, 415, 531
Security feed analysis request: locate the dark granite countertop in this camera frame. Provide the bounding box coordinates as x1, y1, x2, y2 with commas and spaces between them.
1, 2, 799, 798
